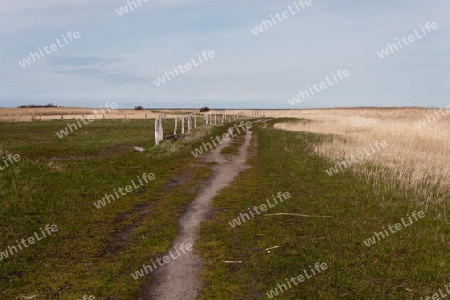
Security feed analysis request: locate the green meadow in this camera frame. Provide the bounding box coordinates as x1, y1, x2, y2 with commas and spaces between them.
0, 118, 448, 299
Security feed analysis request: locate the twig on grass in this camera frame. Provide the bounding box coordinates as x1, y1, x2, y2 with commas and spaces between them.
265, 246, 281, 253
264, 213, 333, 218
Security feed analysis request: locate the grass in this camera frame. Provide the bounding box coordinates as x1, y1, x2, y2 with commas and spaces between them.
196, 119, 450, 299
2, 113, 448, 299
0, 119, 235, 299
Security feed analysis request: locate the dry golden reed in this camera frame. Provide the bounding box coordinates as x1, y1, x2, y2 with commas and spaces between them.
272, 108, 450, 217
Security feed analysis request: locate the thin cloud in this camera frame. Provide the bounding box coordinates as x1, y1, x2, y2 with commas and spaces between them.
46, 57, 147, 84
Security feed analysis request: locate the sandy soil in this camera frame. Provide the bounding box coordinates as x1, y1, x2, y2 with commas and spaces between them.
141, 128, 253, 300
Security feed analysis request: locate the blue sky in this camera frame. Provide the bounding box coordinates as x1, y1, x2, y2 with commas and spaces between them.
1, 0, 449, 109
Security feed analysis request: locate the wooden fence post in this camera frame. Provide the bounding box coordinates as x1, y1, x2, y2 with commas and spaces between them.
159, 115, 163, 142
155, 115, 164, 146
155, 116, 160, 146
182, 115, 185, 134
174, 115, 177, 135
188, 114, 192, 132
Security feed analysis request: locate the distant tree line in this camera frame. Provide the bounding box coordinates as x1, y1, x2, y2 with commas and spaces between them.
18, 103, 57, 108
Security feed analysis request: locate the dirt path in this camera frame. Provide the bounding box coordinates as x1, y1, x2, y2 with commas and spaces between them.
141, 129, 253, 300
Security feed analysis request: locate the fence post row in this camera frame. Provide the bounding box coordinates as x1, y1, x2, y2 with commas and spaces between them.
154, 110, 256, 146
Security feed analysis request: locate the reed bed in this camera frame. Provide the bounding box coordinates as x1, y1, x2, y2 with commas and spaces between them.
273, 108, 450, 216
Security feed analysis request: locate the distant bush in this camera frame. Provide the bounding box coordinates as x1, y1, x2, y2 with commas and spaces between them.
135, 106, 144, 110
18, 103, 57, 108
200, 106, 210, 112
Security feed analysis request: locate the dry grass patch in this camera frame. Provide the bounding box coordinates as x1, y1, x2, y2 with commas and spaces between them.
0, 108, 242, 122
274, 108, 450, 216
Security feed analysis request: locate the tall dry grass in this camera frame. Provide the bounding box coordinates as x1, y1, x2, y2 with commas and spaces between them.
0, 108, 96, 122
0, 108, 171, 122
0, 108, 248, 123
273, 108, 450, 217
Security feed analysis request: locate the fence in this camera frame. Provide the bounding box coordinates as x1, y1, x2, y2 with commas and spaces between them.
154, 111, 265, 145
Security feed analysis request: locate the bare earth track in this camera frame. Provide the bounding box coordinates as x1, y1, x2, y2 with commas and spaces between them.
140, 129, 253, 300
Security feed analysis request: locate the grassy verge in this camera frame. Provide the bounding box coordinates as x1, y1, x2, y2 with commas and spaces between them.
197, 120, 450, 299
0, 119, 234, 299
